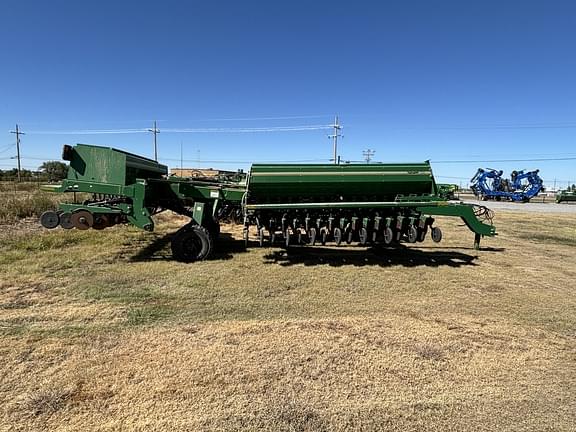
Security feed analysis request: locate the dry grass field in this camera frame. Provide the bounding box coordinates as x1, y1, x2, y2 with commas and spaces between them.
0, 182, 68, 224
1, 210, 575, 431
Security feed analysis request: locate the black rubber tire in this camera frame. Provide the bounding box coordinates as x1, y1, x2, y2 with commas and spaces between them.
431, 226, 443, 243
334, 227, 342, 246
40, 211, 60, 229
59, 212, 74, 230
383, 227, 393, 245
204, 217, 221, 239
171, 225, 213, 262
408, 226, 418, 243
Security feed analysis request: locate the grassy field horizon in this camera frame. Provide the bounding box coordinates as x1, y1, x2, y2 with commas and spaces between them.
1, 211, 575, 431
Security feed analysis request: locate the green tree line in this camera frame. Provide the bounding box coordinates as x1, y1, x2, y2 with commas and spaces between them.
0, 161, 68, 181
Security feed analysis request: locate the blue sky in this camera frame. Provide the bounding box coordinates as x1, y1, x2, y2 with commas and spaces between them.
1, 0, 575, 188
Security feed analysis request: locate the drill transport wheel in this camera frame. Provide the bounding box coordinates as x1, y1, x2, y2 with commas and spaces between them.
171, 225, 213, 262
59, 212, 74, 230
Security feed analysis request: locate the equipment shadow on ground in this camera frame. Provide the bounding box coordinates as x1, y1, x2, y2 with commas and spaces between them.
129, 232, 246, 262
128, 232, 495, 268
263, 245, 481, 268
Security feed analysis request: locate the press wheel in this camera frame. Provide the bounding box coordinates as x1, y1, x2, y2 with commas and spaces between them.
92, 214, 109, 230
346, 230, 353, 244
333, 227, 342, 246
320, 228, 327, 246
308, 227, 317, 245
359, 227, 368, 245
39, 211, 60, 229
59, 212, 74, 230
408, 226, 418, 243
431, 226, 443, 243
258, 227, 265, 247
383, 227, 393, 245
71, 210, 93, 230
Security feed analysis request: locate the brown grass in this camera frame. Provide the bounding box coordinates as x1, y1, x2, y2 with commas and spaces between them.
0, 185, 71, 224
0, 211, 575, 431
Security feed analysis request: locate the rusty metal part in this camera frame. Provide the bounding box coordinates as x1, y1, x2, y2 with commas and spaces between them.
71, 210, 94, 230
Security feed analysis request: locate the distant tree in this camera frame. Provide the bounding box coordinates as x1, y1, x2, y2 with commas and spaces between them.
39, 161, 68, 181
20, 169, 33, 179
4, 168, 19, 180
570, 184, 576, 192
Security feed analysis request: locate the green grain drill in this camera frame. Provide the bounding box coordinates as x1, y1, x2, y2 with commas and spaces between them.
40, 144, 496, 262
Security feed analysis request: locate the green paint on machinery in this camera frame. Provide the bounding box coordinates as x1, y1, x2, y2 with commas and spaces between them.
40, 144, 496, 262
556, 190, 576, 203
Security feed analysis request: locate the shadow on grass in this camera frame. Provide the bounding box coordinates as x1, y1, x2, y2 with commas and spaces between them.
127, 230, 496, 267
129, 232, 247, 262
263, 244, 480, 268
411, 245, 506, 252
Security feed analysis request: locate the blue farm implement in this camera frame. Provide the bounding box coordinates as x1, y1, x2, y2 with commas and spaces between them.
470, 168, 543, 202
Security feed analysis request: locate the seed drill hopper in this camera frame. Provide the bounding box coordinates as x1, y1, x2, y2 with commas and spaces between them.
41, 144, 496, 261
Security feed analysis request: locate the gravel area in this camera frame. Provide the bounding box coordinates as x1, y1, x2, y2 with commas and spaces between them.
461, 200, 576, 214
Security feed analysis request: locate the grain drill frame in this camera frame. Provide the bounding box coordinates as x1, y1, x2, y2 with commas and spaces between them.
40, 144, 496, 262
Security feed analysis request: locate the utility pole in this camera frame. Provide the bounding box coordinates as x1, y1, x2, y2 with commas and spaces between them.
180, 141, 183, 172
148, 121, 160, 161
362, 149, 375, 163
328, 115, 343, 164
10, 124, 24, 182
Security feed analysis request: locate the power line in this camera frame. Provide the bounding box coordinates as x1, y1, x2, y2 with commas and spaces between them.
392, 121, 576, 130
163, 125, 333, 133
159, 157, 331, 164
25, 128, 149, 135
0, 143, 16, 154
431, 156, 576, 164
24, 124, 333, 135
188, 114, 331, 122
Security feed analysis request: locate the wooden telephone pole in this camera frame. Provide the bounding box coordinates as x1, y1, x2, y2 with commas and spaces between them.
328, 116, 343, 164
148, 121, 160, 161
10, 124, 24, 182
